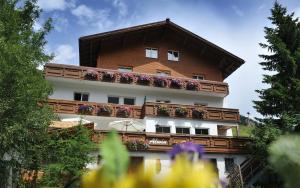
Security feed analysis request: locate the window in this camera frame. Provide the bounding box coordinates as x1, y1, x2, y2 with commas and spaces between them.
124, 97, 135, 105
194, 102, 208, 106
156, 126, 170, 133
195, 128, 209, 135
74, 92, 89, 101
225, 158, 235, 172
145, 48, 158, 58
118, 66, 133, 72
176, 127, 190, 134
192, 74, 205, 80
156, 99, 171, 103
167, 50, 179, 61
108, 96, 119, 104
156, 70, 170, 76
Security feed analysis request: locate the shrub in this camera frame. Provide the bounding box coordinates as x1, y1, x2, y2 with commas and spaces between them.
125, 139, 149, 151
192, 109, 206, 119
137, 75, 151, 85
170, 79, 183, 89
175, 107, 188, 117
102, 71, 115, 82
186, 80, 198, 90
84, 70, 99, 81
116, 106, 131, 118
97, 105, 113, 116
120, 73, 134, 83
78, 105, 94, 115
157, 105, 170, 116
153, 77, 168, 87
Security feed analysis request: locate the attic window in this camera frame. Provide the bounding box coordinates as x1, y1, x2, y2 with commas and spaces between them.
168, 50, 179, 61
192, 74, 205, 80
145, 48, 158, 59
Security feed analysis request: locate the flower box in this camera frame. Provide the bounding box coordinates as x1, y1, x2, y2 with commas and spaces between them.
116, 106, 131, 118
153, 77, 168, 87
84, 70, 99, 81
78, 105, 94, 115
186, 80, 198, 91
120, 73, 134, 83
125, 139, 149, 151
175, 107, 188, 117
170, 79, 183, 89
97, 105, 113, 116
157, 105, 170, 116
192, 109, 206, 119
137, 75, 151, 85
102, 71, 115, 82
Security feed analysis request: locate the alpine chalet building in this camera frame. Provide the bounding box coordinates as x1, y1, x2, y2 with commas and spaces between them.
44, 19, 251, 180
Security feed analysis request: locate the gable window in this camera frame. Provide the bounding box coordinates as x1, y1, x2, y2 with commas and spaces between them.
124, 97, 135, 105
192, 74, 205, 80
74, 92, 89, 101
108, 96, 119, 104
118, 66, 133, 72
195, 128, 209, 135
176, 127, 190, 134
225, 158, 235, 172
156, 125, 170, 133
156, 70, 170, 76
145, 48, 158, 59
168, 50, 179, 61
156, 99, 171, 103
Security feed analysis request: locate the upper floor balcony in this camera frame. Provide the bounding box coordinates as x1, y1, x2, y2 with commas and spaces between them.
47, 99, 239, 123
44, 63, 229, 97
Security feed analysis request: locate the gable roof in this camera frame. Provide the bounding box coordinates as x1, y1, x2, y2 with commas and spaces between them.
79, 19, 244, 79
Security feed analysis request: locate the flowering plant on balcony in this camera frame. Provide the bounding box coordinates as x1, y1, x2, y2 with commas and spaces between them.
153, 77, 168, 87
157, 105, 170, 116
120, 72, 134, 83
102, 71, 115, 81
84, 69, 99, 81
78, 105, 94, 115
137, 74, 151, 85
125, 139, 149, 151
116, 106, 132, 118
192, 108, 207, 119
186, 80, 198, 91
97, 105, 113, 116
175, 107, 188, 117
170, 79, 183, 89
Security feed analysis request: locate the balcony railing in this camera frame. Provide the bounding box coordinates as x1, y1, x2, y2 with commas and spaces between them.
93, 131, 250, 154
144, 102, 240, 122
44, 63, 229, 95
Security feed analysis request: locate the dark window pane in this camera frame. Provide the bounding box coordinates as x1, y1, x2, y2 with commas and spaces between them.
195, 129, 209, 135
176, 128, 190, 134
74, 93, 82, 101
82, 94, 89, 101
225, 158, 234, 172
108, 96, 119, 104
124, 98, 135, 105
156, 126, 170, 133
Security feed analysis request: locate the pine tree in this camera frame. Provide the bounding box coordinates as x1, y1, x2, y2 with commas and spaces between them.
0, 0, 53, 187
253, 2, 300, 156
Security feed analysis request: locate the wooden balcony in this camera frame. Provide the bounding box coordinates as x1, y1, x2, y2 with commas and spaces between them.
44, 63, 229, 95
144, 102, 240, 122
93, 131, 250, 154
47, 99, 143, 119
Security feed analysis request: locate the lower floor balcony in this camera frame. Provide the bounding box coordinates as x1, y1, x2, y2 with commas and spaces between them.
92, 131, 250, 154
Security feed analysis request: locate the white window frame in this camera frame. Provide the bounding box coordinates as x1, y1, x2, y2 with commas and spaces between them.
156, 70, 171, 76
192, 74, 205, 80
167, 50, 179, 61
175, 127, 190, 134
118, 66, 133, 72
74, 92, 89, 101
145, 47, 158, 59
195, 128, 209, 135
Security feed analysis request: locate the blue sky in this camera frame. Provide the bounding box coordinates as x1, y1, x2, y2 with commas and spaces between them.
36, 0, 300, 118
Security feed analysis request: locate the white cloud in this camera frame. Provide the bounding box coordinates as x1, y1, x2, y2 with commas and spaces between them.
52, 44, 76, 64
112, 0, 128, 17
232, 5, 244, 17
37, 0, 75, 11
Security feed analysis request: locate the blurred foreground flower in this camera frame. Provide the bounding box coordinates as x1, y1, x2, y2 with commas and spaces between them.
82, 132, 219, 188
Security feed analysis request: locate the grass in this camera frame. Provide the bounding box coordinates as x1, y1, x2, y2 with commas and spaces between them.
233, 124, 254, 137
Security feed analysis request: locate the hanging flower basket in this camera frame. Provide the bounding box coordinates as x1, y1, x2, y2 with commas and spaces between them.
102, 71, 115, 82
153, 77, 168, 87
84, 69, 99, 81
97, 105, 113, 116
78, 105, 94, 115
120, 73, 134, 83
137, 75, 151, 85
186, 80, 198, 91
125, 139, 149, 151
192, 109, 206, 119
116, 106, 131, 118
175, 107, 188, 117
157, 105, 170, 116
170, 79, 183, 89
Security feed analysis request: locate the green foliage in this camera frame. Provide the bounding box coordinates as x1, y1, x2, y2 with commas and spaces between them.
0, 0, 54, 186
269, 135, 300, 188
39, 124, 95, 187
